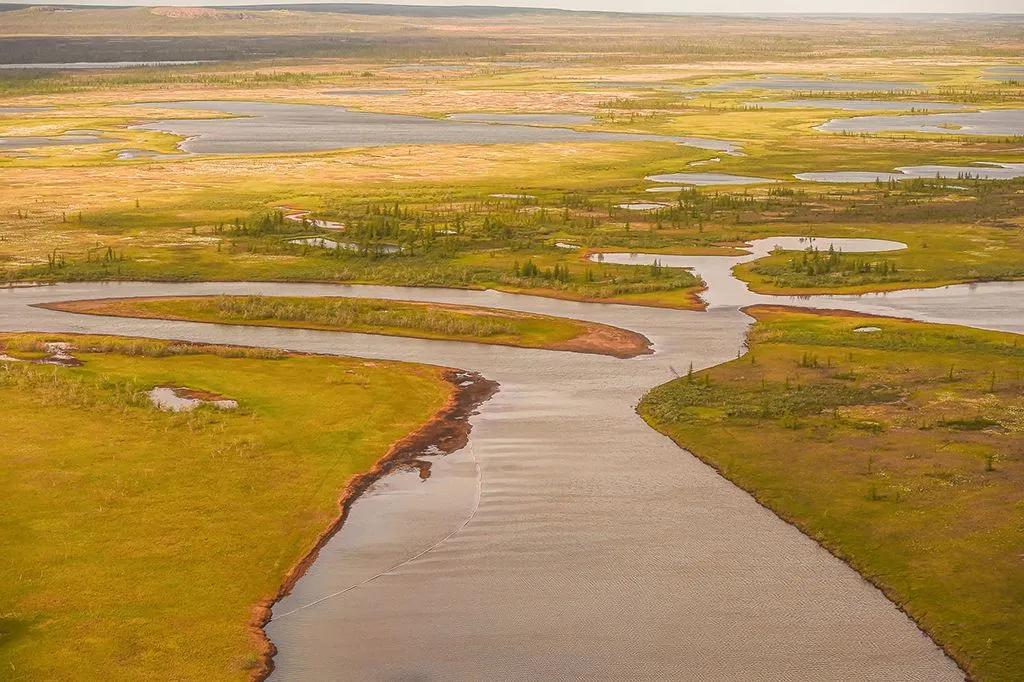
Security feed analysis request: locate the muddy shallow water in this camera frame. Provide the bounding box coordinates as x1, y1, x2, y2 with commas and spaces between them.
4, 256, 1021, 679
129, 101, 740, 155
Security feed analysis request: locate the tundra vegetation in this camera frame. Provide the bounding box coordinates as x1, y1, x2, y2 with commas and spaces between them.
0, 332, 454, 680
0, 12, 1023, 303
1, 5, 1023, 680
43, 294, 652, 357
639, 308, 1024, 681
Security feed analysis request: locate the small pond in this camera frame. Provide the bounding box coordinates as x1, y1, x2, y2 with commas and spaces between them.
616, 202, 667, 211
795, 162, 1024, 183
645, 172, 779, 186
288, 237, 400, 254
147, 386, 237, 412
816, 109, 1024, 136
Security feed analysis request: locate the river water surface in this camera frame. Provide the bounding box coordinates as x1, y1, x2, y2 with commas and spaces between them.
3, 243, 1021, 680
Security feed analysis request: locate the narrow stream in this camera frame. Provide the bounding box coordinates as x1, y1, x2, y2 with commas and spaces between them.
2, 244, 1019, 679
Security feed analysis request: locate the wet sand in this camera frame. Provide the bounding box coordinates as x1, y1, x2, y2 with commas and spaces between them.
5, 273, 1016, 679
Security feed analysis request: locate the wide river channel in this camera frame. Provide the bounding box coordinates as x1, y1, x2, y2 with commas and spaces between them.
2, 241, 1022, 680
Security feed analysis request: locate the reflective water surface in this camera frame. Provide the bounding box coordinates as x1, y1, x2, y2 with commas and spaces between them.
817, 108, 1024, 136
796, 162, 1024, 183
4, 251, 1020, 679
130, 101, 740, 154
646, 171, 779, 186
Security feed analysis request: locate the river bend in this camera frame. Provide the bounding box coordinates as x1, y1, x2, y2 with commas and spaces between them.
3, 264, 1021, 679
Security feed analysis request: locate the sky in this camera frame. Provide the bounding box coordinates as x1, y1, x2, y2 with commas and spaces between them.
28, 0, 1024, 12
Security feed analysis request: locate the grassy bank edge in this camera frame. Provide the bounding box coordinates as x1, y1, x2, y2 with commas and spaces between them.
36, 295, 654, 358
635, 305, 982, 679
250, 368, 498, 681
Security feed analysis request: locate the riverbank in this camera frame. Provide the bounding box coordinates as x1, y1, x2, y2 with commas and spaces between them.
0, 332, 470, 680
251, 368, 497, 680
638, 306, 1024, 681
38, 294, 653, 358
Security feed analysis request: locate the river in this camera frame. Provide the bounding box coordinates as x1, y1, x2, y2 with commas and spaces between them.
3, 249, 1020, 679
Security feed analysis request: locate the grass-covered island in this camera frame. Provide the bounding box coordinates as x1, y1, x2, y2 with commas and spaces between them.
0, 333, 494, 680
41, 294, 652, 358
639, 307, 1023, 681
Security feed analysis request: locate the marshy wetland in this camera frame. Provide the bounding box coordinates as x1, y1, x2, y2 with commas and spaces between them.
1, 6, 1023, 682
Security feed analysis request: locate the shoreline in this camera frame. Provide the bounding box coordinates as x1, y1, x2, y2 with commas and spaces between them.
35, 295, 655, 359
638, 305, 978, 679
247, 368, 499, 682
1, 276, 708, 312
643, 417, 973, 681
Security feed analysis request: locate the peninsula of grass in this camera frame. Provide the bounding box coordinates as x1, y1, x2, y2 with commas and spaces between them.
638, 307, 1023, 681
41, 294, 652, 358
0, 332, 469, 680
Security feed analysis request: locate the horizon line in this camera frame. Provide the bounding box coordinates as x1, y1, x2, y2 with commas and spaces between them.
1, 2, 1022, 15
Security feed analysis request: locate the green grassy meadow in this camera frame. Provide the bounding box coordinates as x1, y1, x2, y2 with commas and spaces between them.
0, 334, 452, 680
638, 307, 1024, 680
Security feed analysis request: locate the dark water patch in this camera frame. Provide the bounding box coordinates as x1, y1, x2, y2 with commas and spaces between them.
128, 101, 741, 155
817, 109, 1024, 136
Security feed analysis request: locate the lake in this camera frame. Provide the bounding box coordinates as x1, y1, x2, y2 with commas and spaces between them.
129, 101, 741, 155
